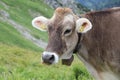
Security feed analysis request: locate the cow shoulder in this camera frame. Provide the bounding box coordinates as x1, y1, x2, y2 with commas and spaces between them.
79, 8, 120, 76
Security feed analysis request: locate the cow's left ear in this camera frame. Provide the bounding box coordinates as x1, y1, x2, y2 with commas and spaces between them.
76, 18, 92, 33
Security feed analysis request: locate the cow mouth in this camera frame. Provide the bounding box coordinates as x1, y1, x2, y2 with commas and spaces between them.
42, 61, 52, 65
41, 51, 74, 66
42, 55, 74, 66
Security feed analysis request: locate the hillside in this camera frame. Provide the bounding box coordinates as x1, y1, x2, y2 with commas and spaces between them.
0, 0, 94, 80
0, 0, 53, 50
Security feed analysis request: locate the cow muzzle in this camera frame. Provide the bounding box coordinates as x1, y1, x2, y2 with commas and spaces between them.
42, 51, 59, 65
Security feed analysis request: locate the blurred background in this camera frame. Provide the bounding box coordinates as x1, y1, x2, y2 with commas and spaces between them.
45, 0, 120, 14
0, 0, 119, 80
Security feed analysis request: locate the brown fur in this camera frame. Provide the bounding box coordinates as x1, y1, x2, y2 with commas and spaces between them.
47, 7, 78, 56
55, 7, 73, 16
79, 8, 120, 76
46, 7, 74, 55
51, 7, 78, 25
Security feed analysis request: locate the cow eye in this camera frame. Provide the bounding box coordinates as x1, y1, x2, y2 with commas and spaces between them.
64, 29, 72, 35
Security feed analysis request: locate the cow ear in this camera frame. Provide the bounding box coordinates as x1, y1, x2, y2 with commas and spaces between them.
76, 18, 92, 33
32, 16, 48, 31
62, 55, 74, 66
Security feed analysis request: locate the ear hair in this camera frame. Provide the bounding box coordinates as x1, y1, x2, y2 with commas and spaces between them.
76, 18, 92, 33
32, 16, 48, 31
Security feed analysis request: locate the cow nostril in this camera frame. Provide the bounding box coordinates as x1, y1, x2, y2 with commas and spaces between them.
42, 54, 55, 64
49, 55, 55, 61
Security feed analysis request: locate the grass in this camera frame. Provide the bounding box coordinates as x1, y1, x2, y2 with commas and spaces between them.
0, 44, 94, 80
0, 0, 54, 42
0, 21, 42, 52
0, 0, 51, 51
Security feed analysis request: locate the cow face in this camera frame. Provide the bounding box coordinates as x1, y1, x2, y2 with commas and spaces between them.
32, 7, 92, 65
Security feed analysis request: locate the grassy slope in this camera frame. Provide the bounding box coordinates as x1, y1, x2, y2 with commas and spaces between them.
1, 0, 53, 42
0, 44, 93, 80
0, 0, 52, 51
0, 0, 94, 80
0, 20, 42, 52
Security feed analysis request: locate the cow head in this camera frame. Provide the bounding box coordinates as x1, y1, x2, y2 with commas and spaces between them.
32, 7, 92, 65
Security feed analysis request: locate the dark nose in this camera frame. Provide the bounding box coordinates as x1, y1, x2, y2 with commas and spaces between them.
42, 54, 55, 64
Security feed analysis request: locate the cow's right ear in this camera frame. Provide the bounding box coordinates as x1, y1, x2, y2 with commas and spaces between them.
32, 16, 48, 31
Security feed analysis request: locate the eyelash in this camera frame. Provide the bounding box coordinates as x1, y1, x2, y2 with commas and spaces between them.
64, 29, 71, 34
64, 29, 72, 36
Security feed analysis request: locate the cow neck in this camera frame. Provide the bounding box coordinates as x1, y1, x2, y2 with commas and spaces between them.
73, 33, 82, 53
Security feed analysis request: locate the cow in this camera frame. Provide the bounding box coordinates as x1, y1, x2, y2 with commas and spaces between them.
32, 7, 120, 80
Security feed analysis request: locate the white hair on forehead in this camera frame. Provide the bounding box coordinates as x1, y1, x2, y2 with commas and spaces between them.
64, 14, 74, 23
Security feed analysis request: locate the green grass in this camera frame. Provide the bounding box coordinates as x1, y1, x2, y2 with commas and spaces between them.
0, 21, 42, 52
0, 0, 54, 42
0, 44, 94, 80
0, 0, 52, 51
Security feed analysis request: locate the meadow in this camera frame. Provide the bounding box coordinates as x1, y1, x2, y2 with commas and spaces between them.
0, 0, 94, 80
0, 43, 94, 80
